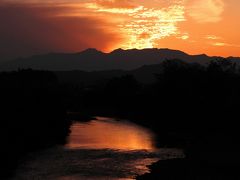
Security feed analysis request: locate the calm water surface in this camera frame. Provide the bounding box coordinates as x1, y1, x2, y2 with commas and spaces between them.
66, 116, 156, 150
12, 117, 183, 180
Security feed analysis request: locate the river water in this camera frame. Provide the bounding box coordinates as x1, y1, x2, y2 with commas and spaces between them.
12, 117, 183, 180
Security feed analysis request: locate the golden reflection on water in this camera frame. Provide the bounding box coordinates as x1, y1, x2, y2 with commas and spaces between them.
65, 117, 156, 150
12, 117, 184, 180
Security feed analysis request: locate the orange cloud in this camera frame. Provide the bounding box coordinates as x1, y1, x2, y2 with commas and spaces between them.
84, 1, 186, 49
187, 0, 225, 23
94, 0, 135, 8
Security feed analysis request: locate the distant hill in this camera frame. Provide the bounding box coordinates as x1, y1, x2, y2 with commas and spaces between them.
1, 48, 240, 71
55, 63, 177, 85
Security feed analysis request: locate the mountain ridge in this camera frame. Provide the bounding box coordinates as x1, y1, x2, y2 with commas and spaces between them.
1, 48, 239, 71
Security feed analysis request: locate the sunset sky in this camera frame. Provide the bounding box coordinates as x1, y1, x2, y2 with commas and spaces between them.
0, 0, 240, 61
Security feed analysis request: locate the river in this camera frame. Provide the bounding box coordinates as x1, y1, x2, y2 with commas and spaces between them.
11, 117, 183, 180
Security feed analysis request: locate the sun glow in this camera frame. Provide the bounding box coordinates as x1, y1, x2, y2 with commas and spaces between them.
84, 2, 186, 49
121, 5, 185, 49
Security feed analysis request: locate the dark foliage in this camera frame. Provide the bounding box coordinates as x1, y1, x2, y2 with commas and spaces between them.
0, 69, 70, 178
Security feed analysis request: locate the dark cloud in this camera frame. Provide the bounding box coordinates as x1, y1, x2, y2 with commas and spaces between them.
0, 4, 122, 61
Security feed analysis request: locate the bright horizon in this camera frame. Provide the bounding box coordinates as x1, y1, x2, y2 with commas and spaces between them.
1, 0, 240, 60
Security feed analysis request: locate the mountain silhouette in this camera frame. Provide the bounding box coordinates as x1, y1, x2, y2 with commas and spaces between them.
1, 48, 239, 71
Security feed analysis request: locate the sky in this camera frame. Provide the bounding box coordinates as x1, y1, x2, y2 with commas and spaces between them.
0, 0, 240, 61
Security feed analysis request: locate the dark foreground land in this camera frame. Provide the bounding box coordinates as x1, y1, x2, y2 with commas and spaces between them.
137, 159, 240, 180
0, 70, 71, 178
1, 59, 240, 179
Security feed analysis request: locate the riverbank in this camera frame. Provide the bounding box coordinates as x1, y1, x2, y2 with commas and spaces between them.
0, 70, 71, 178
67, 112, 96, 122
137, 158, 240, 179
